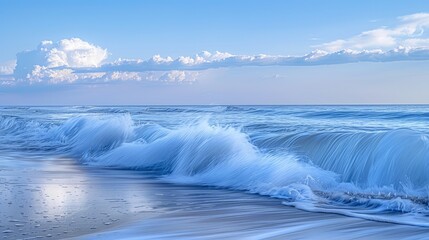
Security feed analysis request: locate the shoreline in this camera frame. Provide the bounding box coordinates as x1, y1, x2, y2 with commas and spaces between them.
2, 156, 429, 239
81, 187, 429, 240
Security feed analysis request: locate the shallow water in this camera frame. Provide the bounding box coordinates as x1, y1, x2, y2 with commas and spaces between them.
2, 105, 429, 238
3, 156, 429, 240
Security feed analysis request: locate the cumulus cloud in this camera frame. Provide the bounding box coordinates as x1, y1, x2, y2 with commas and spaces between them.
0, 60, 16, 75
102, 71, 198, 83
4, 14, 429, 87
8, 38, 201, 85
26, 66, 78, 84
105, 71, 143, 81
14, 38, 108, 82
7, 44, 429, 86
159, 71, 199, 83
318, 13, 429, 51
93, 47, 429, 73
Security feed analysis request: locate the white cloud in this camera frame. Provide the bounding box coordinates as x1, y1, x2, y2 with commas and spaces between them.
106, 71, 142, 81
27, 66, 78, 84
318, 13, 429, 51
159, 71, 199, 83
0, 60, 16, 75
102, 71, 198, 83
4, 17, 429, 87
403, 38, 429, 48
14, 38, 108, 82
96, 47, 429, 73
8, 43, 429, 86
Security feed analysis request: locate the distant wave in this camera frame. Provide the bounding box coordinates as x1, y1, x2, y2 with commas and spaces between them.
255, 129, 429, 190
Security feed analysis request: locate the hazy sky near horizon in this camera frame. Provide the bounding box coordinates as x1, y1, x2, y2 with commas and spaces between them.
1, 0, 429, 104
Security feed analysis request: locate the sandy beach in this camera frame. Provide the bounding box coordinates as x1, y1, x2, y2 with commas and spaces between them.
1, 154, 428, 240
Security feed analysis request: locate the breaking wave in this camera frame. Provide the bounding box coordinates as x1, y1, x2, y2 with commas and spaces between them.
2, 112, 429, 226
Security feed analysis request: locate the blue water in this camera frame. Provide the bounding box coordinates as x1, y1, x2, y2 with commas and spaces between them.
2, 105, 429, 226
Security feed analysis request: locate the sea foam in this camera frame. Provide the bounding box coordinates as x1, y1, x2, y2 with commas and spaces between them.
2, 106, 429, 226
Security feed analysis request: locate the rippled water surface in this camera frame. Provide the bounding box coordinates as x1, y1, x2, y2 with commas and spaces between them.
2, 105, 429, 229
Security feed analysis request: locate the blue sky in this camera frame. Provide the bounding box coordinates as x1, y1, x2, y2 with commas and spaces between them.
1, 0, 429, 104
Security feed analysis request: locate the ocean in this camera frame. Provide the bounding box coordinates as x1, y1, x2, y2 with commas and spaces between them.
2, 105, 429, 239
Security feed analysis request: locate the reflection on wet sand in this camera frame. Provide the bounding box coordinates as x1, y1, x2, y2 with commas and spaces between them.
0, 156, 157, 239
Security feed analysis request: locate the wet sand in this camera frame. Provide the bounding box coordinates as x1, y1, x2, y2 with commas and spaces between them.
1, 154, 429, 240
83, 191, 429, 240
0, 154, 160, 239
